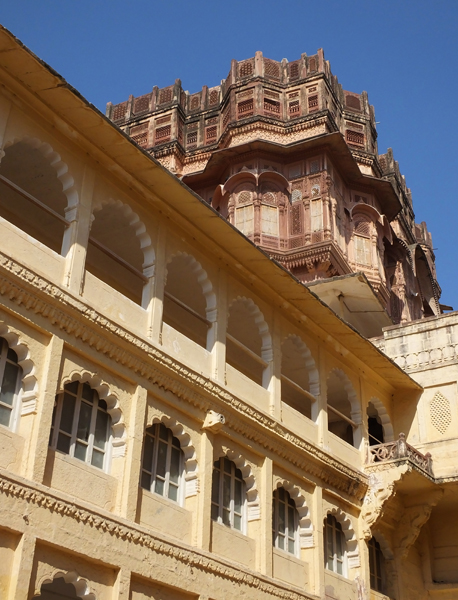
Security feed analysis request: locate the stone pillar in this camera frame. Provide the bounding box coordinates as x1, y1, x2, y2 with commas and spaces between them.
117, 385, 148, 520
147, 223, 167, 342
212, 270, 227, 384
316, 346, 328, 448
270, 314, 282, 419
259, 456, 273, 576
24, 334, 64, 482
0, 95, 12, 155
62, 164, 94, 294
7, 533, 36, 600
311, 485, 323, 597
194, 430, 213, 551
113, 567, 132, 600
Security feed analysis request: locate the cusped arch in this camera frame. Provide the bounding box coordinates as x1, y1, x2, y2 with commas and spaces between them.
327, 367, 361, 424
369, 397, 394, 442
2, 136, 78, 211
92, 198, 155, 269
222, 171, 257, 196
35, 570, 95, 600
282, 334, 319, 398
222, 447, 260, 521
61, 370, 126, 457
228, 296, 273, 363
166, 252, 217, 322
147, 412, 198, 497
0, 321, 38, 416
350, 203, 382, 225
258, 170, 291, 193
326, 506, 360, 568
275, 478, 314, 547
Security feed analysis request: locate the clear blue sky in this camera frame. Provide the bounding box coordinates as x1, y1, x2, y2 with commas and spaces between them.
2, 1, 457, 307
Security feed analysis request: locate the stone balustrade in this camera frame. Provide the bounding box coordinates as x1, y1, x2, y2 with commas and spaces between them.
367, 433, 433, 477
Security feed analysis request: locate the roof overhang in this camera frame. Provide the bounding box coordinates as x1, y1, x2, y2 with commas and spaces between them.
182, 132, 402, 220
0, 25, 420, 394
305, 273, 393, 338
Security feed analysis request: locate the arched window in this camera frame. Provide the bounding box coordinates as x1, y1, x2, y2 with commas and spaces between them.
0, 338, 21, 430
211, 456, 245, 532
327, 370, 358, 447
0, 141, 69, 253
368, 537, 386, 592
141, 422, 184, 503
324, 514, 346, 575
226, 298, 271, 387
33, 577, 80, 600
49, 381, 111, 471
163, 254, 214, 349
272, 487, 299, 555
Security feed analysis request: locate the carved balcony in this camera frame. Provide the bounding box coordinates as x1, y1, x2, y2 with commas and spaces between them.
367, 433, 433, 478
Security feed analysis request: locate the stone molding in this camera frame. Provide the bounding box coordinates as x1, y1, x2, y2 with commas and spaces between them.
0, 252, 367, 499
0, 470, 317, 600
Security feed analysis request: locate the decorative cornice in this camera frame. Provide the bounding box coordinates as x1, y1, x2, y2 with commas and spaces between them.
0, 252, 367, 499
0, 471, 318, 600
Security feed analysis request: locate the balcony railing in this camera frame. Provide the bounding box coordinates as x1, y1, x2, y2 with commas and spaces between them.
367, 433, 433, 477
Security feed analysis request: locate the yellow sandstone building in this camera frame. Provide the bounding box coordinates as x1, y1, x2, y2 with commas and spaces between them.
0, 26, 457, 600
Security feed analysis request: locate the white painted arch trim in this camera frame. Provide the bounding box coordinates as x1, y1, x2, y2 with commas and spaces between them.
368, 397, 394, 442
222, 447, 260, 521
326, 506, 360, 568
0, 321, 38, 418
274, 478, 314, 548
61, 370, 126, 457
92, 198, 155, 270
148, 413, 199, 498
281, 333, 320, 399
228, 296, 273, 363
35, 570, 96, 600
165, 252, 217, 323
2, 136, 79, 212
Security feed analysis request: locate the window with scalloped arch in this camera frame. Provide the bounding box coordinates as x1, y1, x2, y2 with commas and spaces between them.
0, 140, 71, 254
0, 337, 22, 430
163, 253, 215, 349
272, 487, 300, 556
49, 380, 112, 472
326, 370, 359, 447
32, 571, 95, 600
324, 514, 347, 576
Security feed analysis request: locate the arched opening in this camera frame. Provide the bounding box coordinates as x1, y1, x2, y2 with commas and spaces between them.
211, 456, 246, 532
368, 537, 387, 593
49, 381, 112, 471
324, 514, 347, 576
272, 487, 299, 556
85, 202, 151, 305
281, 336, 317, 420
141, 422, 185, 504
34, 577, 80, 599
163, 254, 215, 349
0, 337, 22, 430
0, 141, 69, 253
367, 402, 385, 446
327, 370, 358, 447
226, 298, 271, 387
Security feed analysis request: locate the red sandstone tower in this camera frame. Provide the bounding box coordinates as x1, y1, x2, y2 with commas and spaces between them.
107, 49, 441, 333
